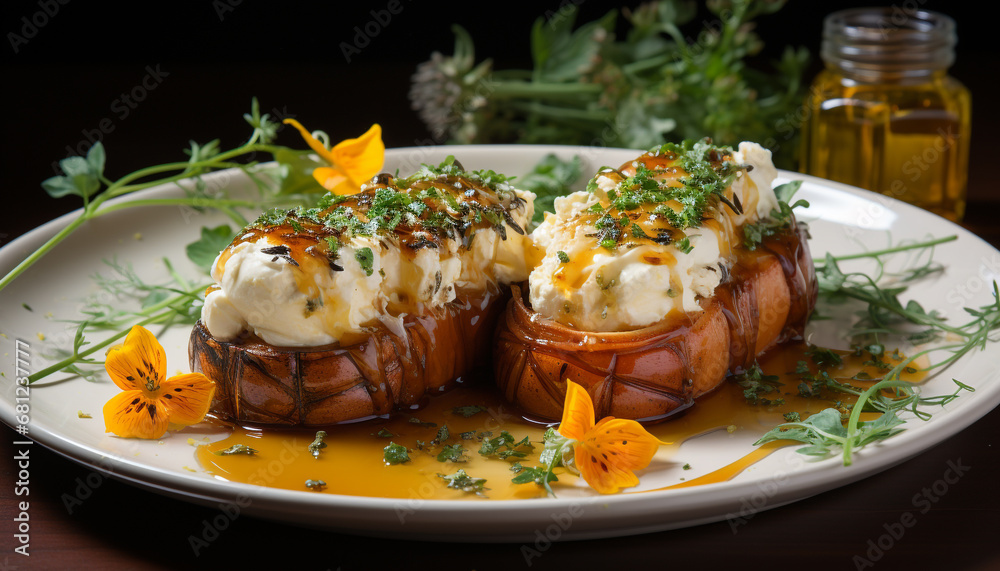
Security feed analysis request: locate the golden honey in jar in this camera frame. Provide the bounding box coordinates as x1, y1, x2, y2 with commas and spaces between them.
799, 8, 971, 221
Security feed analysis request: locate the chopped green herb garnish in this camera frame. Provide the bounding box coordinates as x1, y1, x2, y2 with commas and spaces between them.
435, 424, 450, 443
383, 442, 411, 465
304, 297, 323, 314
511, 465, 559, 487
743, 181, 808, 251
355, 247, 374, 276
452, 405, 488, 417
479, 431, 534, 460
675, 236, 694, 254
798, 379, 824, 398
510, 428, 566, 496
806, 345, 843, 368
733, 363, 782, 404
304, 479, 326, 491
308, 430, 327, 459
438, 469, 487, 493
584, 140, 748, 253
216, 444, 258, 456
436, 443, 467, 463
374, 428, 394, 438
595, 271, 616, 291
557, 250, 570, 263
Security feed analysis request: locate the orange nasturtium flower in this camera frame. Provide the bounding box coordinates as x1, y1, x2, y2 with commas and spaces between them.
283, 119, 384, 196
103, 325, 215, 439
554, 380, 666, 494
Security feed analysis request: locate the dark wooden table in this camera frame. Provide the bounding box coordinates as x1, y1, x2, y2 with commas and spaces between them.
3, 1, 999, 569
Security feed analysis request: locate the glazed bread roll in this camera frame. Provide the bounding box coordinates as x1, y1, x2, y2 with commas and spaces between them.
190, 158, 535, 425
493, 141, 817, 422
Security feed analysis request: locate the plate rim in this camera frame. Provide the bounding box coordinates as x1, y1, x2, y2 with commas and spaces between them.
2, 143, 999, 540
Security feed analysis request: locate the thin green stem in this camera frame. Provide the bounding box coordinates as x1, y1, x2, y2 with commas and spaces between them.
843, 380, 890, 466
831, 285, 967, 336
99, 143, 278, 200
510, 101, 611, 122
163, 258, 192, 292
0, 216, 88, 290
218, 206, 248, 228
2, 143, 290, 294
821, 235, 957, 263
490, 82, 603, 100
622, 53, 675, 75
27, 310, 174, 384
93, 197, 268, 216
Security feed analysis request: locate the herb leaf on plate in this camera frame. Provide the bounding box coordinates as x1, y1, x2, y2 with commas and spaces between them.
185, 225, 237, 274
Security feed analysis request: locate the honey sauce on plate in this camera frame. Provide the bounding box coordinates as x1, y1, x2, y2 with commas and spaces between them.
196, 342, 925, 499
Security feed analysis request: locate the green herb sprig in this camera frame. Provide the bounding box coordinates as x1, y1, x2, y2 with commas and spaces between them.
757, 235, 998, 465
1, 98, 316, 294
511, 427, 572, 497
409, 0, 809, 168
216, 444, 258, 456
309, 431, 328, 459
29, 255, 210, 385
438, 469, 487, 494
583, 139, 748, 252
514, 153, 584, 228
742, 180, 809, 250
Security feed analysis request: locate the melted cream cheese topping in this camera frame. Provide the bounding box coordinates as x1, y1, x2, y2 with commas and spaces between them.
528, 142, 779, 332
202, 189, 534, 347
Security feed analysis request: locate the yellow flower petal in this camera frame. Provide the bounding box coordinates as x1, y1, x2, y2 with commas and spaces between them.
555, 380, 665, 494
557, 380, 595, 442
282, 118, 337, 165
312, 166, 352, 194
104, 325, 165, 393
103, 390, 170, 439
331, 123, 384, 186
284, 120, 384, 196
102, 326, 216, 439
158, 373, 216, 427
574, 417, 663, 494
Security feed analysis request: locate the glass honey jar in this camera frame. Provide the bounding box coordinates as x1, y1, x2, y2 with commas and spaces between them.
799, 8, 971, 221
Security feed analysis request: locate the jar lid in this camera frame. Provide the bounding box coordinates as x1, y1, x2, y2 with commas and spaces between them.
822, 8, 957, 82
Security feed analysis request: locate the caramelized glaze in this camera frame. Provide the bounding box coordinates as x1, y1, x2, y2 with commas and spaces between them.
193, 164, 532, 426
221, 171, 527, 274
495, 220, 816, 422
533, 144, 765, 333
190, 288, 507, 426
197, 341, 924, 498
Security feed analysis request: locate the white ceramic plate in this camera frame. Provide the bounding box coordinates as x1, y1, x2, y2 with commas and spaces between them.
2, 145, 998, 542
